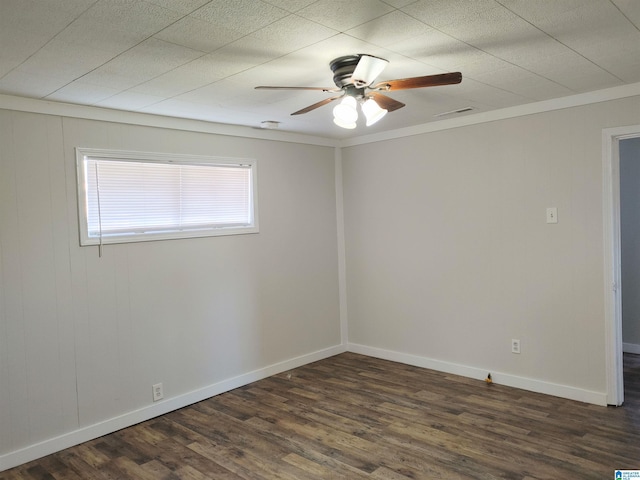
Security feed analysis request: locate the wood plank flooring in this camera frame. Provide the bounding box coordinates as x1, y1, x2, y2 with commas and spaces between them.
2, 352, 640, 479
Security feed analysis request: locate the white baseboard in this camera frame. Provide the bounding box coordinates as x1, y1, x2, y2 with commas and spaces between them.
0, 344, 347, 473
623, 342, 640, 354
347, 343, 607, 406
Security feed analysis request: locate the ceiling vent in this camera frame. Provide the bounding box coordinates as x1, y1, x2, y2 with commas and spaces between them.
433, 107, 474, 118
260, 120, 281, 129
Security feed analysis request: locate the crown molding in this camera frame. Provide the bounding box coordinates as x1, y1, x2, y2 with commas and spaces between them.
0, 94, 339, 148
340, 81, 640, 147
3, 81, 640, 150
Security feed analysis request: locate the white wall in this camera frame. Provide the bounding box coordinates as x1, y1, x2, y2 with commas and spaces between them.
342, 96, 640, 404
0, 111, 342, 468
621, 137, 640, 353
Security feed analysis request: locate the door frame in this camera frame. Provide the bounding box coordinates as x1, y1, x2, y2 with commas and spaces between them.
603, 124, 640, 406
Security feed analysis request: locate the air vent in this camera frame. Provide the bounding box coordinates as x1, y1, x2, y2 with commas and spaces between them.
433, 107, 474, 118
260, 120, 280, 129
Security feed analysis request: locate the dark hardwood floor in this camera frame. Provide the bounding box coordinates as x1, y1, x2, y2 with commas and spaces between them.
2, 352, 640, 479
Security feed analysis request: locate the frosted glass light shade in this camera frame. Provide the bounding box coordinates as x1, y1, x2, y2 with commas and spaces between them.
362, 98, 388, 126
332, 96, 358, 123
333, 117, 357, 129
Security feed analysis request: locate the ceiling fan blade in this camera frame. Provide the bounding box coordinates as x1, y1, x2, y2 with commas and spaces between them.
291, 95, 342, 115
372, 72, 462, 91
255, 86, 340, 92
352, 55, 389, 87
369, 92, 405, 112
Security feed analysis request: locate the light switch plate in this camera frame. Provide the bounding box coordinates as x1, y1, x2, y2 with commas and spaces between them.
546, 207, 558, 224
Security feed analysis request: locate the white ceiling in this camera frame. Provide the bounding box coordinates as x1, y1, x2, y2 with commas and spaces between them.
1, 0, 639, 139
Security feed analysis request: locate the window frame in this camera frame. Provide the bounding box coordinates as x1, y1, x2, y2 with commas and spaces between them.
75, 147, 259, 246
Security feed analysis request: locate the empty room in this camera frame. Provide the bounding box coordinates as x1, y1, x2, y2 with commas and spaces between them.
1, 0, 640, 478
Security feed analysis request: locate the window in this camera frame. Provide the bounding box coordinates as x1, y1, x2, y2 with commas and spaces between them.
76, 148, 258, 245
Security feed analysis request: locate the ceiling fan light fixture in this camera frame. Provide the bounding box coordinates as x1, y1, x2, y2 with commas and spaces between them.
255, 55, 463, 130
362, 97, 388, 126
352, 55, 389, 87
332, 95, 358, 123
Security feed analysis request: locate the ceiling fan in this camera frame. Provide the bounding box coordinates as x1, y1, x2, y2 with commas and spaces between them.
255, 54, 462, 129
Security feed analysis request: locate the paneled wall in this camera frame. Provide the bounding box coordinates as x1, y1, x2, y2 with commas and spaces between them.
342, 96, 640, 402
0, 111, 341, 465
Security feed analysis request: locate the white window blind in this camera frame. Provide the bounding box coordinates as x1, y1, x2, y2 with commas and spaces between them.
76, 148, 258, 245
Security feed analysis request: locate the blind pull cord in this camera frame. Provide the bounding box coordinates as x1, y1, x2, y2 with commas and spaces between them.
95, 162, 104, 258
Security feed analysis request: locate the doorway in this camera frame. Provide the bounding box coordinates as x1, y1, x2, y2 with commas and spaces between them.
620, 138, 640, 356
603, 126, 640, 406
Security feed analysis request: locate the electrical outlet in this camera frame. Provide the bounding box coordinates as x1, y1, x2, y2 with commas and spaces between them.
511, 339, 521, 354
152, 383, 164, 402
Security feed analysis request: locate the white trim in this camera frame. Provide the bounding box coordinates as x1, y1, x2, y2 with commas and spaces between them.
341, 82, 640, 147
602, 129, 624, 406
334, 147, 348, 345
0, 94, 339, 148
348, 343, 607, 406
0, 344, 346, 473
624, 343, 640, 355
3, 83, 640, 150
602, 125, 640, 406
